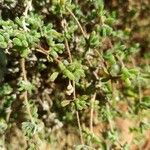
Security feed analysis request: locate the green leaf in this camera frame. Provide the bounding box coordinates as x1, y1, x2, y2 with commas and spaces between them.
74, 96, 88, 110
58, 62, 66, 71
100, 25, 113, 37
18, 80, 35, 94
61, 100, 71, 107
125, 78, 131, 86
121, 67, 130, 79
74, 69, 85, 81
89, 31, 99, 48
0, 42, 7, 49
16, 33, 26, 41
0, 119, 8, 134
13, 38, 22, 47
50, 50, 58, 58
20, 48, 30, 58
140, 96, 150, 109
22, 122, 37, 137
63, 69, 75, 80
129, 68, 139, 76
22, 40, 29, 47
101, 26, 107, 37
94, 0, 104, 13
0, 83, 13, 96
103, 51, 116, 64
3, 33, 10, 42
49, 72, 59, 81
0, 34, 5, 42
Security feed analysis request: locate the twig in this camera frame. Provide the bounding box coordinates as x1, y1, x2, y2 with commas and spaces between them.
90, 93, 96, 133
21, 58, 34, 123
66, 7, 87, 39
62, 19, 84, 144
65, 39, 73, 62
6, 108, 12, 123
21, 58, 27, 81
61, 19, 73, 63
36, 48, 49, 55
73, 81, 84, 144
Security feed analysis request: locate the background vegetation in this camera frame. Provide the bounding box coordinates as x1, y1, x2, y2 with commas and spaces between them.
0, 0, 150, 149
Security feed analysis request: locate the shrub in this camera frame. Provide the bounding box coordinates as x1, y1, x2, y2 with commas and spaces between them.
0, 0, 149, 149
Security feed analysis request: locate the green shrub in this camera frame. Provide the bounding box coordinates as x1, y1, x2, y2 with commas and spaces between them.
0, 0, 149, 149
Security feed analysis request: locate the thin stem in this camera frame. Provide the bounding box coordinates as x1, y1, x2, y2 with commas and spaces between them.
6, 108, 12, 122
21, 58, 34, 123
66, 7, 87, 39
21, 58, 27, 81
90, 93, 96, 133
73, 81, 84, 144
62, 19, 84, 144
61, 19, 73, 63
65, 39, 73, 63
35, 41, 83, 144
